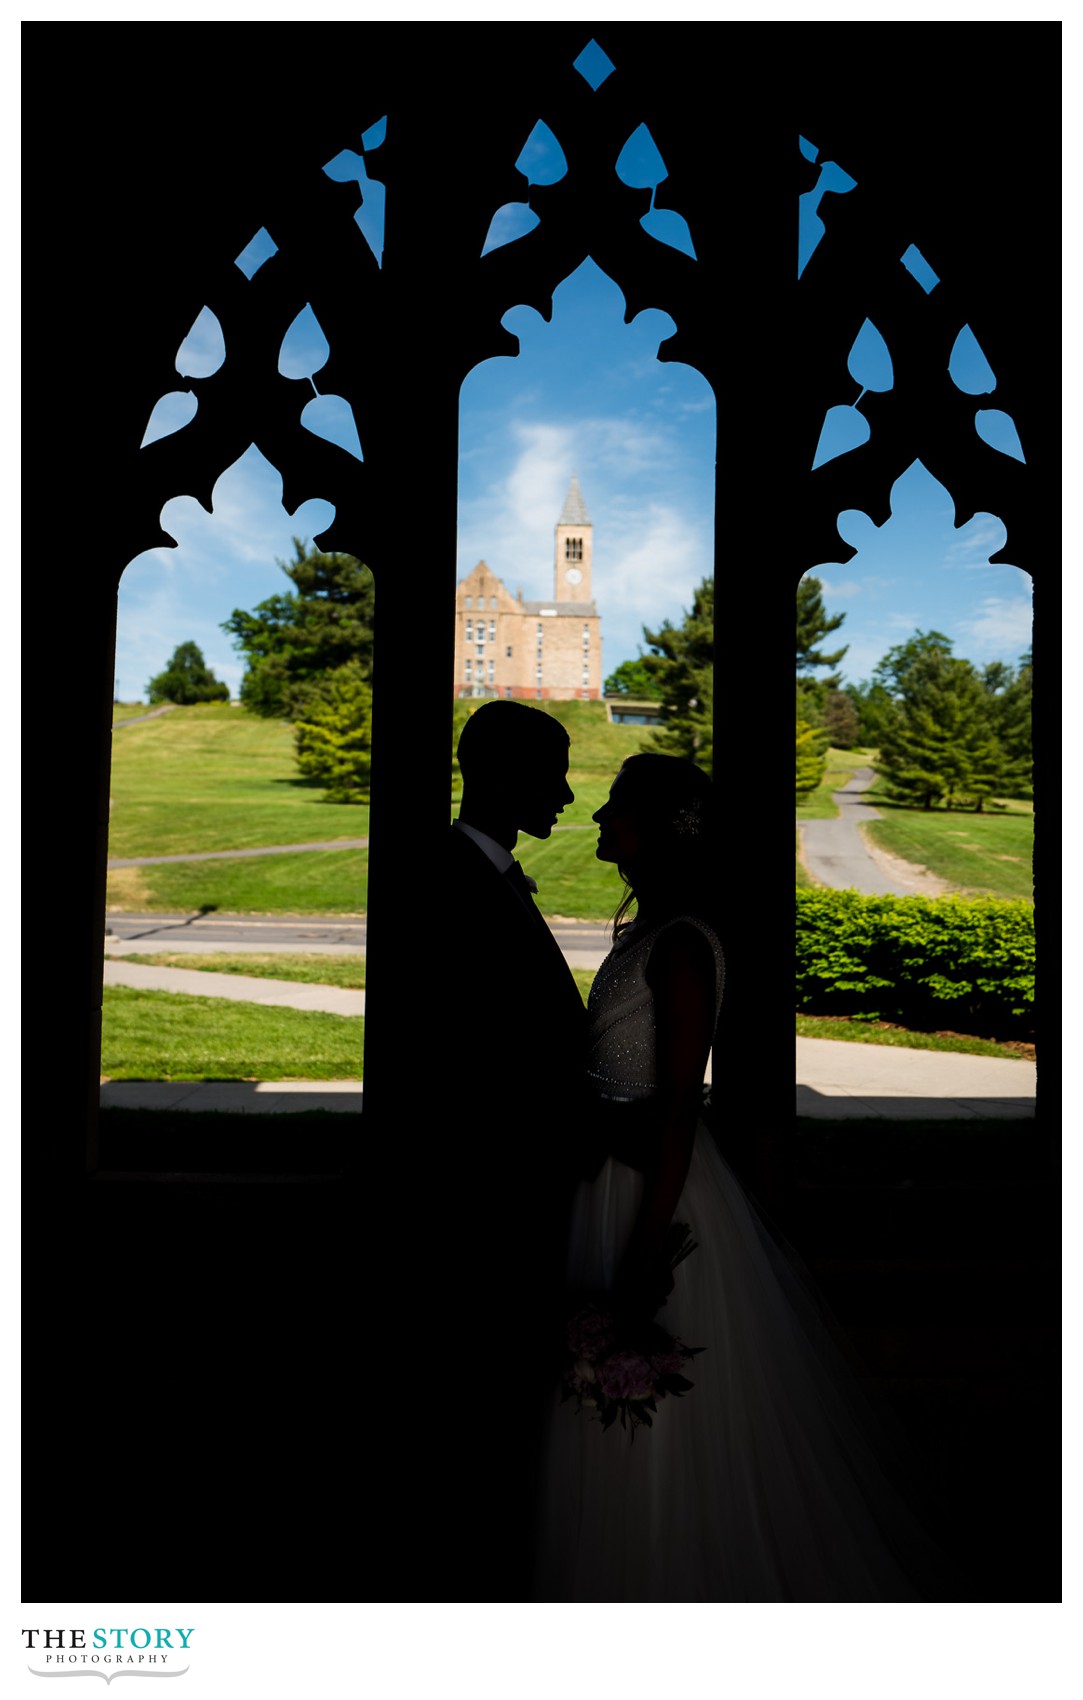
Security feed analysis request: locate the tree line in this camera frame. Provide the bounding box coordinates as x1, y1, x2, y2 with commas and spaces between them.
795, 574, 1032, 811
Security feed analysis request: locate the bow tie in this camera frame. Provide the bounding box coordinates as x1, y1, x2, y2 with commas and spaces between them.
506, 861, 539, 896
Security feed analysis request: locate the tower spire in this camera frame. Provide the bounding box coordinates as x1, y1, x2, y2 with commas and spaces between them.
558, 472, 590, 528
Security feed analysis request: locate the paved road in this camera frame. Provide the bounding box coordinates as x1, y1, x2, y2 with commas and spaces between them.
104, 910, 613, 961
798, 768, 940, 896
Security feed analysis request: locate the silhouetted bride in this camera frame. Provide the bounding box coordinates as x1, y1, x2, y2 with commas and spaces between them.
533, 753, 954, 1602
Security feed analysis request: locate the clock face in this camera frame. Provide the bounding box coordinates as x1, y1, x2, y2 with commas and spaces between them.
565, 567, 583, 586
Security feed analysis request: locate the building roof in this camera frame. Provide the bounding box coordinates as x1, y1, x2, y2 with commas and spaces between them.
558, 473, 591, 528
521, 600, 598, 617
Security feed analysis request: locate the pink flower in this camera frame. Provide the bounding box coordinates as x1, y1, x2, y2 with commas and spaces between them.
597, 1351, 656, 1400
650, 1350, 686, 1377
567, 1304, 617, 1359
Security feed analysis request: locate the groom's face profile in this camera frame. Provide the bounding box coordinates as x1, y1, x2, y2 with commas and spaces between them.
515, 745, 574, 839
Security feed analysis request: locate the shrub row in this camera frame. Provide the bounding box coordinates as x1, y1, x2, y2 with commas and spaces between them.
795, 888, 1035, 1039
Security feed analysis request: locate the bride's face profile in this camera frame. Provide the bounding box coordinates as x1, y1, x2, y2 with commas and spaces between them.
593, 773, 641, 865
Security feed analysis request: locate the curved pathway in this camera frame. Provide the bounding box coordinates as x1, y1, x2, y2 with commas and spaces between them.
798, 768, 948, 897
108, 838, 369, 868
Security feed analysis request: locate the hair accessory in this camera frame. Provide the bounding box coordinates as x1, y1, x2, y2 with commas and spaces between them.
674, 800, 707, 839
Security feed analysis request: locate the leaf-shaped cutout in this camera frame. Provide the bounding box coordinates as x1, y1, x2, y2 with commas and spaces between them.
323, 148, 365, 183
949, 325, 997, 395
481, 201, 541, 256
817, 160, 857, 195
515, 120, 567, 185
812, 404, 870, 470
798, 199, 825, 278
799, 135, 819, 163
175, 307, 225, 378
278, 304, 330, 380
616, 123, 667, 189
975, 409, 1025, 463
234, 227, 278, 279
847, 319, 893, 393
354, 173, 386, 268
361, 115, 387, 151
141, 390, 198, 448
640, 206, 696, 259
301, 395, 364, 461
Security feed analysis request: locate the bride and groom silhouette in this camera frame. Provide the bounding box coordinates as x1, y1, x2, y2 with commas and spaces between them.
425, 700, 950, 1603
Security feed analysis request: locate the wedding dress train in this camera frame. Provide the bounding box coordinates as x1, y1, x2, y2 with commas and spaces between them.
533, 917, 952, 1602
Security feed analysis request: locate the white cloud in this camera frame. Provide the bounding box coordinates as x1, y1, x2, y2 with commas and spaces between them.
956, 595, 1033, 657
817, 578, 862, 599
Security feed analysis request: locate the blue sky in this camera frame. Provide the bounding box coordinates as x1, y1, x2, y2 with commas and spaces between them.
116, 113, 1033, 701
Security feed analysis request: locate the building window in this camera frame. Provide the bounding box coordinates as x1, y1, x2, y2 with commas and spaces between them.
565, 537, 582, 562
505, 644, 512, 658
582, 664, 590, 685
488, 660, 495, 683
465, 659, 472, 680
583, 625, 590, 648
465, 596, 473, 609
488, 621, 495, 641
490, 596, 498, 609
476, 643, 485, 658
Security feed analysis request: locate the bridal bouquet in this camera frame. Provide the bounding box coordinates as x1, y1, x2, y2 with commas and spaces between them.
560, 1224, 704, 1438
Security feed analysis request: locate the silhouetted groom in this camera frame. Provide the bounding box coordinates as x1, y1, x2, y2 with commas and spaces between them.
424, 700, 589, 1601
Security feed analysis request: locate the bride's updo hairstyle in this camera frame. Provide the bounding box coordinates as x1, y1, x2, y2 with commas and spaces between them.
611, 753, 719, 937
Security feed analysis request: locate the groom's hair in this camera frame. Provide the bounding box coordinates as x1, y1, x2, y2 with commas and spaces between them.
457, 700, 569, 782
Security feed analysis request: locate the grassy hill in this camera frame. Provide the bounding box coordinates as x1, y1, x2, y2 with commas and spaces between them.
107, 699, 652, 918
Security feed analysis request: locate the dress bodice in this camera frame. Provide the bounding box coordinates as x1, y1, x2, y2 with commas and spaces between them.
586, 915, 725, 1102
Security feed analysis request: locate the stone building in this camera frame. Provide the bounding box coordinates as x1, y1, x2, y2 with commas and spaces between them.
454, 475, 603, 700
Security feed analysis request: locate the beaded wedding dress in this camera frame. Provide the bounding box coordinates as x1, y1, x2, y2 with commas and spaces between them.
532, 915, 951, 1602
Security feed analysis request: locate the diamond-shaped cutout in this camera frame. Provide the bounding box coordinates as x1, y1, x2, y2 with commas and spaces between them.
901, 243, 940, 293
235, 227, 278, 279
573, 39, 615, 90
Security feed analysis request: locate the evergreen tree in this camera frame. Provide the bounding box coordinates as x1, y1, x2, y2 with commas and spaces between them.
847, 678, 896, 748
640, 578, 714, 777
796, 720, 828, 802
146, 641, 230, 705
292, 661, 373, 803
986, 650, 1033, 798
877, 652, 1004, 811
796, 575, 848, 684
222, 540, 375, 718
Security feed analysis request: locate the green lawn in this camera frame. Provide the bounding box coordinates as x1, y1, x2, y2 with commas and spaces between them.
107, 698, 650, 919
101, 985, 364, 1080
862, 806, 1034, 901
112, 951, 366, 987
795, 1013, 1032, 1061
107, 702, 370, 857
107, 848, 368, 915
112, 700, 159, 724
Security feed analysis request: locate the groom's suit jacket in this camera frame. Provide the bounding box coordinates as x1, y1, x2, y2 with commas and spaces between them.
417, 823, 589, 1597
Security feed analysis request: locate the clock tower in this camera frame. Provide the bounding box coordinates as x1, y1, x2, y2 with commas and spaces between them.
554, 473, 592, 602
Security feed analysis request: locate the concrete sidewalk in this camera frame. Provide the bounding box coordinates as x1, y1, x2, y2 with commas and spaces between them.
99, 1036, 1036, 1118
795, 1035, 1035, 1119
104, 958, 365, 1015
101, 950, 1036, 1120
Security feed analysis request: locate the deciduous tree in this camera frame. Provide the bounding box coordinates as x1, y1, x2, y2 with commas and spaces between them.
146, 641, 230, 705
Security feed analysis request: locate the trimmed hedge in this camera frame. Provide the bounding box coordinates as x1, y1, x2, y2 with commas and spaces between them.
796, 888, 1035, 1038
